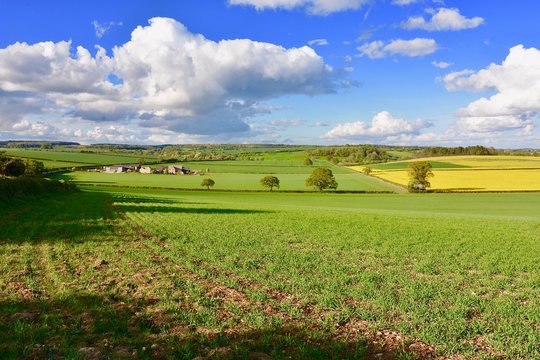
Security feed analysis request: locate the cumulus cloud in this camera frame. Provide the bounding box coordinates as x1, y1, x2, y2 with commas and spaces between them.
443, 45, 540, 134
92, 20, 123, 38
228, 0, 369, 15
432, 60, 452, 69
0, 17, 342, 138
402, 8, 484, 31
325, 111, 432, 139
358, 38, 438, 58
308, 38, 329, 46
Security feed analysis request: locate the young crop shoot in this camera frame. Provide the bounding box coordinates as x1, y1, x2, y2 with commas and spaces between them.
260, 176, 280, 191
407, 161, 434, 193
201, 178, 215, 190
305, 167, 338, 192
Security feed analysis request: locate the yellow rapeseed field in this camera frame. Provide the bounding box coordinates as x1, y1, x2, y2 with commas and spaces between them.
350, 156, 540, 191
412, 155, 540, 169
371, 169, 540, 191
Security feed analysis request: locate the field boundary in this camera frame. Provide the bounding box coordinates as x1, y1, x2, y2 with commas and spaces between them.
77, 182, 397, 194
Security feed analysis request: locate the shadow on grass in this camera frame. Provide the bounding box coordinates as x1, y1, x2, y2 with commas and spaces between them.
0, 294, 375, 360
111, 194, 179, 204
0, 191, 117, 244
116, 204, 272, 215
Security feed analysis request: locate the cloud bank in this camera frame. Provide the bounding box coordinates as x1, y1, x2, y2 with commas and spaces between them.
443, 45, 539, 135
0, 17, 341, 141
325, 111, 432, 140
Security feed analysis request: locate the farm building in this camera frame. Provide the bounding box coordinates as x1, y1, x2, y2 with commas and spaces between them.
139, 166, 153, 174
167, 165, 190, 175
154, 165, 190, 175
104, 164, 141, 173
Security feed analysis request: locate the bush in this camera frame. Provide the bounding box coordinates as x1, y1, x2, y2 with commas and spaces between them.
0, 177, 77, 201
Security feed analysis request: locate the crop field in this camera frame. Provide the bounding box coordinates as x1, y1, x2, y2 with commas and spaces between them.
350, 156, 540, 192
2, 148, 159, 168
53, 169, 397, 192
1, 188, 539, 359
153, 160, 334, 174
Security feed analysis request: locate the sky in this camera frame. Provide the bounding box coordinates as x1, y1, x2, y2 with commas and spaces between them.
0, 0, 539, 148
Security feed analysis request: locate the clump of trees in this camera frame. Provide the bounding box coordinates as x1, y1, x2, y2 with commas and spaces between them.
306, 168, 338, 192
201, 178, 215, 190
303, 158, 313, 166
417, 145, 495, 157
310, 145, 393, 164
0, 152, 44, 178
260, 176, 280, 191
407, 161, 433, 193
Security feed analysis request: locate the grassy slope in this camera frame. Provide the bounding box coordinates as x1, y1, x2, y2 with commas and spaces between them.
1, 189, 539, 358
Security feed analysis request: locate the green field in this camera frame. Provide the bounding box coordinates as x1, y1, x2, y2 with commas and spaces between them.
1, 188, 539, 358
53, 169, 398, 192
2, 148, 159, 168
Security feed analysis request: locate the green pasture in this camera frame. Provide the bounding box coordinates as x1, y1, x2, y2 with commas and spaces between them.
53, 170, 397, 192
2, 148, 158, 167
1, 188, 539, 358
157, 160, 343, 174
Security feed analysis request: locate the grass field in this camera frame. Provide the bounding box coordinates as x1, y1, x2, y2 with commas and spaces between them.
53, 169, 398, 192
2, 148, 159, 169
1, 188, 539, 358
350, 156, 540, 192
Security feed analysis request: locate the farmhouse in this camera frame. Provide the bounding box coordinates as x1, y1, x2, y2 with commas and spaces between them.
139, 166, 152, 174
104, 164, 141, 173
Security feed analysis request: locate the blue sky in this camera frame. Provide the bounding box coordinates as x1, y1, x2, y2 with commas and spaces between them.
0, 0, 539, 147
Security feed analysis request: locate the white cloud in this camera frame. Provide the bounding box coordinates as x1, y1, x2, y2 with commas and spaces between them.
0, 17, 341, 138
267, 118, 303, 127
402, 8, 484, 31
432, 60, 452, 69
308, 38, 329, 46
392, 0, 420, 5
443, 45, 540, 134
358, 38, 438, 59
228, 0, 369, 15
92, 20, 123, 39
325, 111, 432, 139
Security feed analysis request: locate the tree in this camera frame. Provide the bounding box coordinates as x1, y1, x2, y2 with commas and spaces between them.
201, 178, 215, 190
407, 161, 434, 193
305, 167, 338, 192
3, 158, 26, 177
24, 160, 45, 177
260, 176, 280, 191
303, 158, 313, 166
362, 166, 372, 175
137, 158, 146, 165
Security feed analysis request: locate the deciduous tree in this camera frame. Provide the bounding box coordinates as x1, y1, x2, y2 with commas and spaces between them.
407, 161, 433, 193
201, 178, 215, 190
305, 168, 338, 192
260, 176, 280, 191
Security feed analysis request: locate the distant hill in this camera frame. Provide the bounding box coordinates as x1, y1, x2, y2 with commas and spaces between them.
0, 141, 80, 148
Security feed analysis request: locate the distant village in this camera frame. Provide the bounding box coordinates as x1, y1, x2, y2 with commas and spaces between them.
102, 164, 201, 175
